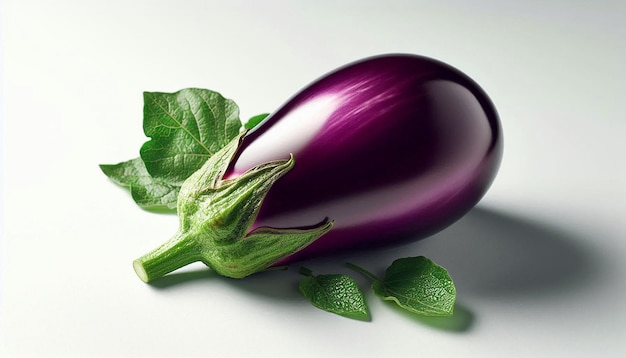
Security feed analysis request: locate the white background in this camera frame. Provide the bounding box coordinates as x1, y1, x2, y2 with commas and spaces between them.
2, 1, 625, 357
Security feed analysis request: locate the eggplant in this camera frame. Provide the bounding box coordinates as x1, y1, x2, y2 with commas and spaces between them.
132, 54, 502, 281
227, 54, 502, 264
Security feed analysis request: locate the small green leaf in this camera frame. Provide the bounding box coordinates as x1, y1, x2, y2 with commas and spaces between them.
299, 269, 370, 321
99, 158, 179, 211
372, 256, 456, 316
244, 113, 269, 130
140, 88, 242, 184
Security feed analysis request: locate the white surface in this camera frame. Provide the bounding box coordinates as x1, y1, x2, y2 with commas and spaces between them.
2, 1, 625, 357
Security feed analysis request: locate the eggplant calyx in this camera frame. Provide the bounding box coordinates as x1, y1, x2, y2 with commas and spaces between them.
132, 134, 333, 282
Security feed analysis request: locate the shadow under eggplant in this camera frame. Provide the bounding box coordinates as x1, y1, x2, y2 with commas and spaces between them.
146, 206, 602, 330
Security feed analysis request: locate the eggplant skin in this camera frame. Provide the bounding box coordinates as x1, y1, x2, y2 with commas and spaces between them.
227, 54, 503, 263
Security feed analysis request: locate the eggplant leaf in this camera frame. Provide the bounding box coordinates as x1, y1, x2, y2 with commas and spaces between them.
299, 268, 370, 320
99, 158, 179, 210
101, 88, 244, 210
140, 88, 242, 184
372, 256, 456, 316
244, 113, 269, 130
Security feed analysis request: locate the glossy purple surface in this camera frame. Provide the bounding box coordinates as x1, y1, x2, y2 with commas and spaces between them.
226, 54, 502, 263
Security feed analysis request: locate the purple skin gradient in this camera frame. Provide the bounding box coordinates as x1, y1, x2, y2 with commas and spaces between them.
225, 54, 503, 264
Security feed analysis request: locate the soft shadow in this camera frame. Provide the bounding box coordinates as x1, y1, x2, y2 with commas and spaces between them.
148, 268, 216, 289
149, 206, 602, 316
312, 206, 602, 299
414, 207, 602, 298
148, 264, 304, 301
225, 268, 303, 301
384, 301, 474, 332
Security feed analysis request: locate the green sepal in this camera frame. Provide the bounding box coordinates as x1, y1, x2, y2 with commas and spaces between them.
212, 222, 333, 278
133, 133, 334, 281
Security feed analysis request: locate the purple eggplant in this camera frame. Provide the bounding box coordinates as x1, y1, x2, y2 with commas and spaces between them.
132, 54, 502, 281
227, 54, 502, 264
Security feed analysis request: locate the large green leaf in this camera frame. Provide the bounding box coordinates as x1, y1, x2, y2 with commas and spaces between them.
140, 88, 242, 184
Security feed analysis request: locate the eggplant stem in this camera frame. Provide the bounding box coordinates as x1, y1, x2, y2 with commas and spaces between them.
133, 231, 201, 283
298, 266, 314, 277
346, 262, 379, 281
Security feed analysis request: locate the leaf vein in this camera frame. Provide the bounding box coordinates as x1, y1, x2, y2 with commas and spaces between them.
151, 94, 212, 155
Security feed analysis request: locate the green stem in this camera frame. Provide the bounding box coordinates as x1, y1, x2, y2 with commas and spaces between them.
346, 262, 379, 282
299, 266, 314, 277
133, 231, 201, 283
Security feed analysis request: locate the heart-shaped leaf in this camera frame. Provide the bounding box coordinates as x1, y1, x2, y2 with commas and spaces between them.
299, 268, 370, 320
372, 256, 456, 316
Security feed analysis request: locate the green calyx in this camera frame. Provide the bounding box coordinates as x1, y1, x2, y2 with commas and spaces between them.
133, 133, 333, 282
